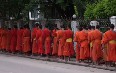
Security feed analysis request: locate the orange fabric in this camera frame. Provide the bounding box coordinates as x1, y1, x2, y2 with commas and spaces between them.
32, 28, 38, 54
74, 31, 80, 61
88, 30, 94, 59
0, 28, 2, 49
79, 30, 90, 60
6, 30, 11, 51
43, 28, 51, 55
10, 29, 17, 52
102, 30, 116, 62
16, 29, 23, 52
57, 30, 65, 56
52, 29, 58, 55
1, 29, 7, 50
63, 29, 75, 57
22, 28, 31, 53
36, 29, 44, 54
92, 29, 103, 61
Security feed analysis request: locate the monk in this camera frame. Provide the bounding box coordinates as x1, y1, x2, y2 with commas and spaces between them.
10, 25, 17, 53
16, 27, 24, 53
22, 24, 31, 55
6, 28, 11, 52
74, 27, 82, 61
32, 23, 38, 55
0, 27, 2, 50
52, 24, 58, 56
88, 25, 95, 61
63, 24, 75, 61
57, 25, 65, 59
36, 24, 44, 55
102, 24, 116, 64
78, 25, 90, 61
92, 25, 103, 64
43, 24, 51, 56
1, 28, 7, 51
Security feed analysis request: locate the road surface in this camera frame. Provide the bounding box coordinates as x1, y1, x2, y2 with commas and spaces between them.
0, 54, 115, 73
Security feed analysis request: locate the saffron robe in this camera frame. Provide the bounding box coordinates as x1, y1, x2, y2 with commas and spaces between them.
22, 28, 31, 53
102, 30, 116, 62
63, 29, 75, 57
52, 29, 58, 55
57, 30, 65, 57
36, 29, 44, 54
43, 28, 51, 55
78, 30, 90, 60
16, 29, 23, 52
92, 29, 103, 61
32, 28, 38, 54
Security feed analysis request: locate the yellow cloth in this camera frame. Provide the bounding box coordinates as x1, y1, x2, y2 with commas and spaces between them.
90, 42, 93, 48
109, 40, 116, 44
66, 38, 72, 42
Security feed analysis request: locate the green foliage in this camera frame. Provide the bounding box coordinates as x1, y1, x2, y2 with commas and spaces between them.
84, 0, 116, 19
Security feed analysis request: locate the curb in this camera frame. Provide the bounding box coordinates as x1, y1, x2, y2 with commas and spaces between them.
0, 52, 116, 71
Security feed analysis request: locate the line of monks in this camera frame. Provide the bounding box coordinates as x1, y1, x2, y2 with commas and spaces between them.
0, 23, 116, 65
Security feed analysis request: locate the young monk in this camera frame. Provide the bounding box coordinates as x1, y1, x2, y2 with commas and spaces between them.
10, 25, 17, 53
1, 27, 7, 52
63, 24, 75, 61
52, 24, 58, 56
6, 28, 11, 52
36, 24, 44, 56
74, 27, 82, 61
32, 23, 38, 55
16, 27, 24, 53
78, 25, 90, 61
92, 25, 103, 65
57, 25, 65, 60
102, 24, 116, 66
22, 24, 31, 55
88, 25, 95, 62
43, 24, 51, 57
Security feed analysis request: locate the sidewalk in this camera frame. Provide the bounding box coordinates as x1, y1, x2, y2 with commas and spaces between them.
0, 52, 116, 71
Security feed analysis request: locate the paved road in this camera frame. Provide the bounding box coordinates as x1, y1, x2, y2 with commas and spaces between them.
0, 54, 115, 73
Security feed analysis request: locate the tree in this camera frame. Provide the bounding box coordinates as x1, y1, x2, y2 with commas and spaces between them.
84, 0, 116, 19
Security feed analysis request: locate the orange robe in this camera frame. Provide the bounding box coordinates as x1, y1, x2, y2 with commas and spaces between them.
1, 29, 7, 50
52, 29, 58, 55
57, 30, 65, 57
74, 31, 80, 61
36, 29, 44, 54
88, 30, 94, 59
92, 29, 103, 61
10, 29, 17, 52
102, 30, 116, 62
0, 28, 2, 49
16, 29, 24, 52
6, 29, 11, 52
79, 30, 90, 60
22, 28, 31, 53
63, 29, 75, 57
32, 28, 38, 54
43, 28, 51, 55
